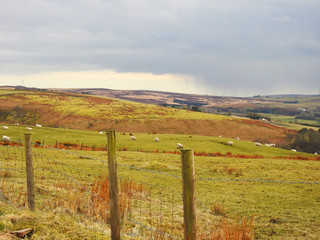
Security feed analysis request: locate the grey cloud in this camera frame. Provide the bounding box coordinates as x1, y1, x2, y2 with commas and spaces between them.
0, 0, 319, 96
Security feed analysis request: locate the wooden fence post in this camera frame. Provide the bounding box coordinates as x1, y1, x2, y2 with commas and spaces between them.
25, 133, 35, 211
107, 130, 120, 240
181, 149, 196, 240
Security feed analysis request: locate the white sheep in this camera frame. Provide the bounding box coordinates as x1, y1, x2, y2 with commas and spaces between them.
176, 143, 183, 149
35, 124, 42, 127
270, 143, 276, 147
26, 127, 32, 131
255, 142, 262, 147
2, 135, 10, 141
227, 141, 233, 146
98, 131, 103, 134
2, 125, 8, 130
265, 143, 271, 147
154, 137, 159, 142
219, 135, 223, 138
235, 137, 240, 140
291, 149, 297, 152
15, 123, 19, 126
314, 152, 318, 155
130, 136, 137, 141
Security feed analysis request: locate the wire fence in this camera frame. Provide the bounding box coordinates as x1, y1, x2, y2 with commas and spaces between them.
1, 138, 320, 239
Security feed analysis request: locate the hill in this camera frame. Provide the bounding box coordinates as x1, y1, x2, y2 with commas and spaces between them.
0, 87, 295, 144
51, 87, 320, 129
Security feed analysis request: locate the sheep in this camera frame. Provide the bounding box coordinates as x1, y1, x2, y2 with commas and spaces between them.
2, 135, 10, 141
176, 143, 183, 149
255, 142, 262, 147
235, 137, 240, 140
227, 141, 233, 146
2, 125, 8, 130
314, 152, 318, 155
270, 143, 276, 147
154, 137, 159, 142
291, 149, 297, 152
35, 124, 42, 127
26, 127, 32, 131
130, 136, 137, 141
98, 131, 103, 134
265, 143, 271, 147
15, 123, 19, 126
219, 135, 223, 138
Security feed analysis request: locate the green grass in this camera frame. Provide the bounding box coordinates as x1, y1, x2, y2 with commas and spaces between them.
1, 124, 314, 158
262, 114, 320, 131
0, 89, 230, 121
1, 144, 319, 239
1, 126, 320, 239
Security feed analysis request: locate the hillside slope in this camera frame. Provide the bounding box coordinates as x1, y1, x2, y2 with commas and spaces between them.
0, 88, 295, 143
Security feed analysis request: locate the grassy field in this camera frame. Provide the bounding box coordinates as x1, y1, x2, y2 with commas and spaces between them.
1, 126, 320, 239
0, 89, 296, 143
263, 114, 320, 131
0, 124, 313, 158
258, 96, 320, 109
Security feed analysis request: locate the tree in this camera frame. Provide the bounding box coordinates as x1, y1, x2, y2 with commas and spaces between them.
292, 128, 320, 153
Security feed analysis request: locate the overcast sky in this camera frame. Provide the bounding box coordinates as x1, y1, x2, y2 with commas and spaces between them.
0, 0, 319, 96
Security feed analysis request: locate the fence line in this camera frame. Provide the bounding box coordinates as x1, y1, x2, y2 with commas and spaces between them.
1, 138, 320, 239
0, 144, 182, 239
9, 142, 319, 185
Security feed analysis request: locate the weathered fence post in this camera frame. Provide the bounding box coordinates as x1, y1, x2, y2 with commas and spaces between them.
107, 130, 120, 240
181, 149, 196, 240
25, 133, 35, 211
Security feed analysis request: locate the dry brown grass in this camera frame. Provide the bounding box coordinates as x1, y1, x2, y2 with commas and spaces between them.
200, 216, 255, 240
211, 203, 226, 216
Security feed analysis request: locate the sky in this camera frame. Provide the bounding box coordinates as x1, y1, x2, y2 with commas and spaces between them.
0, 0, 320, 97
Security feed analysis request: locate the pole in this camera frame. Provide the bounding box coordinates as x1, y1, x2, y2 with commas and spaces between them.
107, 130, 120, 240
25, 133, 35, 211
181, 149, 196, 239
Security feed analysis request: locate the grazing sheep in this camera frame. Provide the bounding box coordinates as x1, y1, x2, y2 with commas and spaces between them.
255, 142, 262, 147
98, 131, 103, 134
176, 143, 183, 149
291, 149, 297, 152
130, 136, 137, 141
227, 141, 233, 146
265, 143, 271, 147
26, 127, 32, 131
219, 135, 223, 138
35, 124, 42, 127
270, 143, 276, 147
314, 152, 318, 155
2, 126, 8, 130
15, 123, 19, 126
2, 135, 10, 141
235, 137, 240, 140
154, 137, 159, 142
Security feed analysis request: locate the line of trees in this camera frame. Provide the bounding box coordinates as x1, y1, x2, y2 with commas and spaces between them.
291, 128, 320, 153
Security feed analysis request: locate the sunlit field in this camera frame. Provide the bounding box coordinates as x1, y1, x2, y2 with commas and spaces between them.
1, 125, 320, 239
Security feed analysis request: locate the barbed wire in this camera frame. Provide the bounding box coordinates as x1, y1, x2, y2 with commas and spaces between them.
2, 141, 319, 239
31, 151, 180, 239
2, 143, 319, 185
195, 177, 320, 185
33, 152, 105, 178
